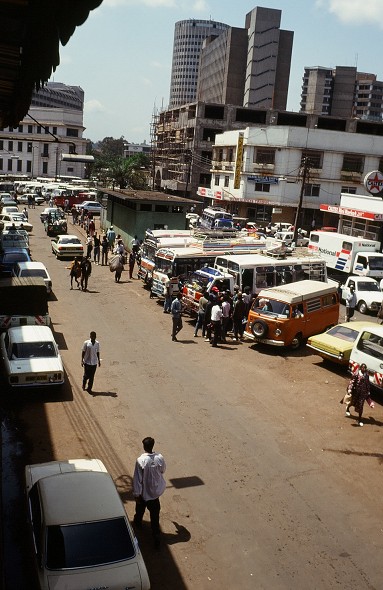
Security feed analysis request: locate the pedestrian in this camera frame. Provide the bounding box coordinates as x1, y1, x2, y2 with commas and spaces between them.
88, 218, 95, 238
64, 198, 69, 212
93, 232, 100, 265
133, 436, 166, 549
170, 292, 183, 341
107, 226, 116, 251
194, 288, 208, 336
342, 363, 373, 426
80, 256, 92, 291
115, 253, 125, 282
114, 239, 125, 256
67, 256, 81, 289
85, 234, 93, 259
101, 234, 109, 265
22, 207, 28, 220
232, 292, 247, 341
377, 301, 383, 324
81, 331, 101, 394
345, 284, 357, 322
221, 293, 231, 342
163, 274, 173, 313
203, 294, 215, 342
129, 251, 136, 279
71, 205, 78, 224
210, 298, 223, 347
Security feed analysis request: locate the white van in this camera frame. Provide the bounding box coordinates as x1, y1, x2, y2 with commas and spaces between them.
349, 325, 383, 390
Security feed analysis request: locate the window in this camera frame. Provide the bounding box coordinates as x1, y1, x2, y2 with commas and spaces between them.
255, 183, 270, 192
357, 331, 383, 361
224, 176, 229, 187
42, 144, 49, 157
66, 128, 79, 138
18, 142, 22, 152
0, 140, 3, 149
18, 125, 23, 132
42, 162, 48, 174
254, 149, 275, 165
310, 234, 319, 243
341, 186, 357, 194
27, 142, 32, 153
8, 141, 13, 151
53, 127, 57, 135
304, 183, 320, 197
306, 298, 322, 312
17, 160, 22, 172
214, 175, 220, 186
44, 126, 49, 134
301, 150, 322, 169
0, 158, 3, 170
28, 125, 33, 133
154, 204, 169, 212
37, 126, 42, 134
342, 154, 364, 173
7, 159, 13, 171
26, 161, 32, 173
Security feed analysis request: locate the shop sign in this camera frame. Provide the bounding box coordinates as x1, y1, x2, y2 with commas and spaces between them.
320, 203, 383, 221
248, 176, 279, 184
364, 170, 383, 195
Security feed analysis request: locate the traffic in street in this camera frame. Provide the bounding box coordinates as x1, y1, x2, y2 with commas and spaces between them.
1, 205, 383, 590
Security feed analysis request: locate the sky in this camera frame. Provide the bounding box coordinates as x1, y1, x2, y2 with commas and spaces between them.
52, 0, 383, 144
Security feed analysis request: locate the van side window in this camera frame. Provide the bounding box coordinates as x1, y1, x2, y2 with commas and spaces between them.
356, 255, 367, 268
342, 241, 352, 251
306, 297, 321, 312
310, 234, 319, 243
357, 331, 383, 361
322, 294, 337, 306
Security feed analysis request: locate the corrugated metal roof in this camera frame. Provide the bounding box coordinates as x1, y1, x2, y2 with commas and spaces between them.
102, 188, 199, 204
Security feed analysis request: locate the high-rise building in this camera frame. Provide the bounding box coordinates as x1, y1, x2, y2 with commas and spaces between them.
300, 66, 383, 122
196, 6, 293, 110
169, 19, 230, 108
243, 7, 293, 110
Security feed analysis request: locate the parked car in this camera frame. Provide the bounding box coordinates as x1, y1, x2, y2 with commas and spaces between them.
34, 194, 45, 205
306, 321, 376, 365
341, 276, 383, 314
51, 234, 84, 259
25, 458, 150, 590
2, 205, 19, 215
16, 194, 29, 204
0, 325, 64, 387
75, 201, 103, 215
274, 230, 309, 247
0, 229, 30, 252
0, 213, 33, 233
13, 261, 52, 294
0, 247, 31, 276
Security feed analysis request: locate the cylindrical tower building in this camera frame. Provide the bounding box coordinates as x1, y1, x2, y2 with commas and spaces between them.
169, 19, 229, 108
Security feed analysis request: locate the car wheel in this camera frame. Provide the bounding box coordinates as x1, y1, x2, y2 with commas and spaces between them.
290, 333, 303, 350
251, 320, 268, 338
358, 300, 367, 314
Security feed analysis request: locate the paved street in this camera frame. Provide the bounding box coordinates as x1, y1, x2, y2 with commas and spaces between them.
2, 207, 383, 590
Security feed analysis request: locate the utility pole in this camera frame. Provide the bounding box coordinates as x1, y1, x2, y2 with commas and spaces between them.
293, 157, 310, 244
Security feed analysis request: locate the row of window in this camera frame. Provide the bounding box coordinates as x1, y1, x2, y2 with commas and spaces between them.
0, 159, 75, 175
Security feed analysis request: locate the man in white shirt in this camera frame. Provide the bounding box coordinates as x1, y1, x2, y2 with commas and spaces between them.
81, 331, 100, 393
211, 300, 223, 347
133, 436, 166, 549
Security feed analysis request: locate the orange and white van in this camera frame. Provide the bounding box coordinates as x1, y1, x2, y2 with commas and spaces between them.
244, 280, 339, 349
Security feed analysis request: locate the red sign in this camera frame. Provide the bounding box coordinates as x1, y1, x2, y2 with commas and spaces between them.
320, 203, 383, 221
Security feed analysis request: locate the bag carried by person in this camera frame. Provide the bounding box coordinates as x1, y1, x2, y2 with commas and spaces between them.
340, 377, 356, 405
109, 254, 121, 272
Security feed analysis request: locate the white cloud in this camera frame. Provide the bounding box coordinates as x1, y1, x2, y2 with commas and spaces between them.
85, 99, 106, 113
316, 0, 383, 26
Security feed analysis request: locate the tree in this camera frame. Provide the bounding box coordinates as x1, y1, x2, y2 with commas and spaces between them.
97, 136, 125, 157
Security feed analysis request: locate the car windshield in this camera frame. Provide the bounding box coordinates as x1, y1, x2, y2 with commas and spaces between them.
4, 253, 29, 262
21, 269, 48, 279
253, 297, 290, 317
326, 325, 359, 342
60, 238, 80, 244
46, 517, 135, 569
11, 341, 56, 358
358, 282, 380, 292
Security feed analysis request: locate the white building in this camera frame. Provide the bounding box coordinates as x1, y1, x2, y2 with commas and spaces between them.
201, 124, 383, 228
0, 106, 88, 180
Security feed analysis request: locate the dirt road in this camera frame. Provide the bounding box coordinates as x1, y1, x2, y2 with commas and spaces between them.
2, 207, 383, 589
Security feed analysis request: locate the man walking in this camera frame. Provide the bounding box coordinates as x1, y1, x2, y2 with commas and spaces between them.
81, 331, 101, 394
171, 292, 183, 341
133, 437, 166, 549
80, 256, 92, 291
210, 298, 223, 347
345, 284, 357, 322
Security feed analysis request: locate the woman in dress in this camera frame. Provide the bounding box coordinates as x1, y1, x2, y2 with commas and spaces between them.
345, 363, 371, 427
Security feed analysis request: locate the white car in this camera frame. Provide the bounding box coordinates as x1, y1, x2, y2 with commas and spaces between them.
25, 459, 150, 590
51, 234, 84, 259
13, 261, 52, 294
0, 325, 64, 387
2, 205, 19, 215
0, 214, 33, 233
16, 194, 29, 204
75, 200, 103, 214
274, 230, 309, 247
40, 207, 60, 222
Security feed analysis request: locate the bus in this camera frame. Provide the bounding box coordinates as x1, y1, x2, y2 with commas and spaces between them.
214, 251, 328, 295
138, 235, 198, 283
199, 207, 233, 230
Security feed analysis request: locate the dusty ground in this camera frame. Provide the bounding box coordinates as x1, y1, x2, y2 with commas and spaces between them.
2, 207, 383, 589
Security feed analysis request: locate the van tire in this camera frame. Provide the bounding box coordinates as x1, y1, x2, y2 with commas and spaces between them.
251, 320, 268, 338
357, 300, 367, 314
290, 333, 303, 350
